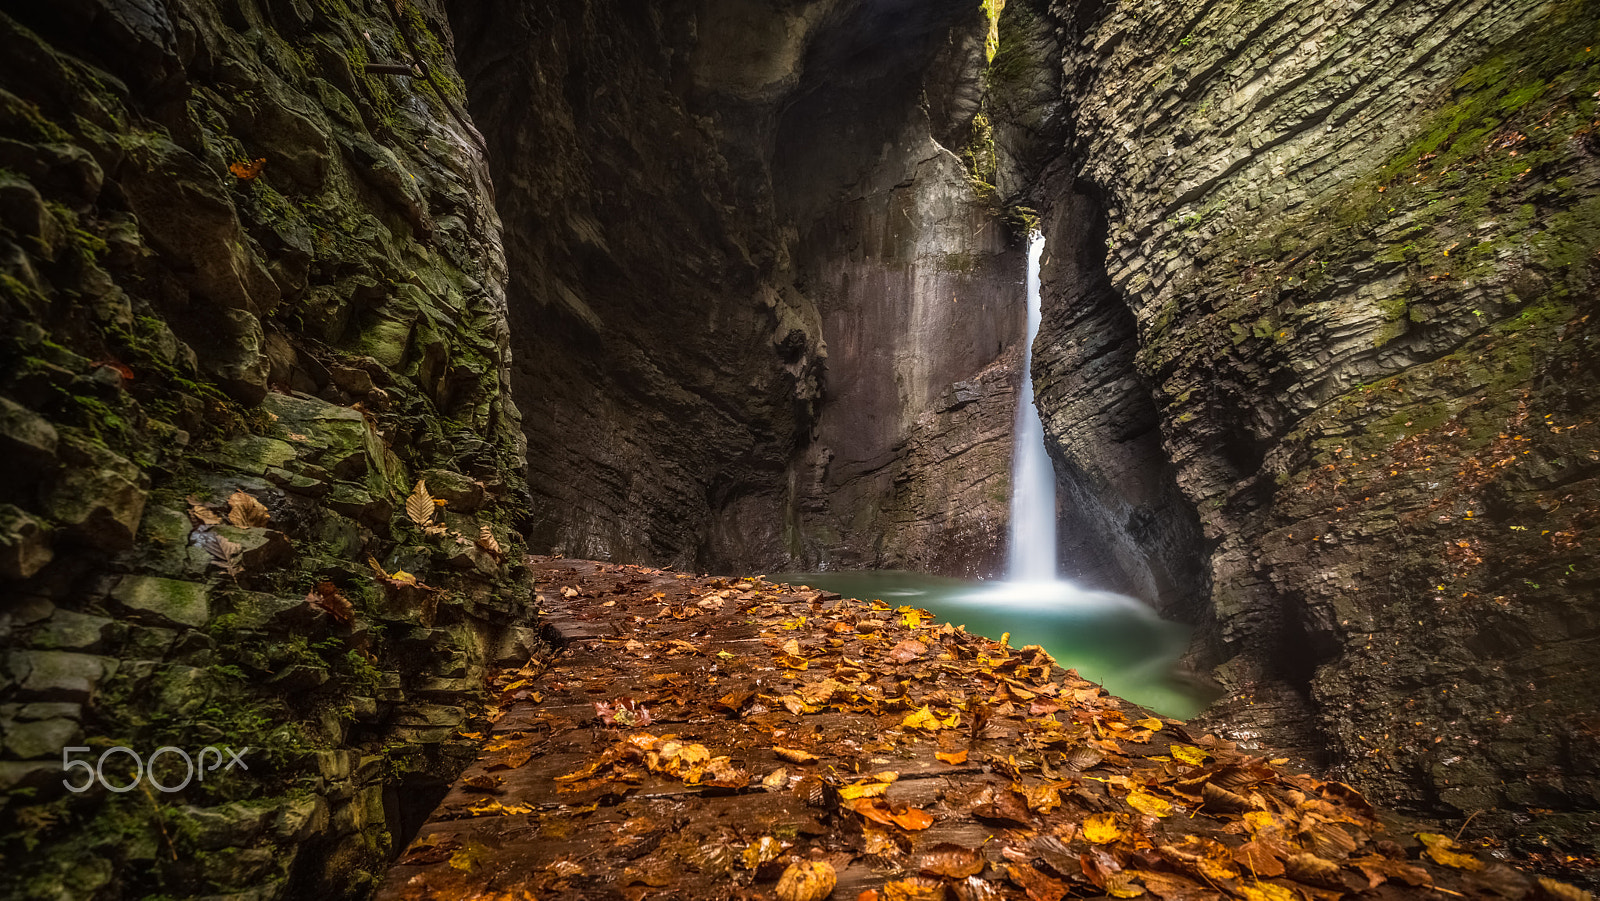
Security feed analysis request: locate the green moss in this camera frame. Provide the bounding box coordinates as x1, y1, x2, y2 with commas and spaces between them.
981, 0, 1004, 63
961, 112, 998, 200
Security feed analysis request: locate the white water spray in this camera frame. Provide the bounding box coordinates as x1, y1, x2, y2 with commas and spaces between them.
1006, 233, 1056, 582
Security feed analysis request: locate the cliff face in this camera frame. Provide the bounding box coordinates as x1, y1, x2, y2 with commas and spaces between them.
0, 0, 537, 896
1036, 0, 1600, 852
452, 0, 1043, 577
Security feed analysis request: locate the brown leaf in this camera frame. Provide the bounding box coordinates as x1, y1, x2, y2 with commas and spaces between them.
917, 843, 986, 879
461, 773, 503, 792
1284, 853, 1343, 886
1200, 781, 1254, 813
888, 638, 929, 663
1232, 839, 1287, 878
1349, 854, 1432, 889
199, 531, 244, 578
969, 783, 1032, 826
226, 489, 271, 528
476, 524, 502, 557
186, 495, 222, 525
406, 479, 437, 530
1131, 870, 1222, 901
305, 581, 355, 624
1007, 862, 1067, 901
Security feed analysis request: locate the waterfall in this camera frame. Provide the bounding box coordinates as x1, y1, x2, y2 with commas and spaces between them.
1006, 233, 1056, 582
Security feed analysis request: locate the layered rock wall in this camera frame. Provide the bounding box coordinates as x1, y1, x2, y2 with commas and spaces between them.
0, 0, 537, 896
453, 0, 1046, 577
1037, 0, 1600, 851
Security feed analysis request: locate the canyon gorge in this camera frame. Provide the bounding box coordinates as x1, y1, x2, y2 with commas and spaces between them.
0, 0, 1597, 896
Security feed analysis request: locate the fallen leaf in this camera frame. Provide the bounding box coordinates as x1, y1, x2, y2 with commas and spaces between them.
476, 524, 502, 557
229, 157, 265, 179
1417, 832, 1484, 870
461, 773, 503, 792
797, 678, 843, 706
1083, 812, 1124, 844
1234, 882, 1296, 901
936, 749, 970, 765
304, 581, 354, 624
186, 495, 222, 525
1007, 862, 1067, 901
741, 836, 782, 870
917, 843, 986, 879
199, 530, 244, 579
838, 780, 891, 801
1284, 852, 1343, 886
406, 480, 437, 530
1126, 790, 1173, 818
226, 489, 271, 527
1170, 744, 1210, 766
776, 860, 837, 901
775, 747, 819, 764
888, 639, 929, 663
881, 877, 946, 901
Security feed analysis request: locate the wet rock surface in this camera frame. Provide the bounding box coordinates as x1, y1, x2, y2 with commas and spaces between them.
1032, 0, 1600, 868
0, 0, 538, 896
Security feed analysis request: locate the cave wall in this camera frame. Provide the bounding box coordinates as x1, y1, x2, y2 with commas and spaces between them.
1035, 0, 1600, 852
0, 0, 538, 896
454, 0, 1047, 578
775, 2, 1039, 578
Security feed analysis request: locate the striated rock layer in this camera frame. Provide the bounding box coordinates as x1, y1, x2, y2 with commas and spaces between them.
452, 0, 1043, 577
0, 0, 539, 896
1034, 0, 1600, 858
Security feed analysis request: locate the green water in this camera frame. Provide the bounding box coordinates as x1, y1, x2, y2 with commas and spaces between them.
770, 572, 1216, 719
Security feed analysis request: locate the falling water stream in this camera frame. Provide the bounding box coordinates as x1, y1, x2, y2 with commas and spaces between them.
777, 232, 1212, 718
1007, 234, 1055, 582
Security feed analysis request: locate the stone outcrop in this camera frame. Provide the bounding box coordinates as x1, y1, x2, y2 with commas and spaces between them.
0, 0, 538, 896
1033, 0, 1600, 859
451, 0, 1044, 577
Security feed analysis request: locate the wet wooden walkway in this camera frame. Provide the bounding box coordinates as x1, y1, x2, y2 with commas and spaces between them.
375, 557, 1547, 901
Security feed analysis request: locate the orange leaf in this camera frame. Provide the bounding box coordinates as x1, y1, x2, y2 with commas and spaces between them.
229, 157, 265, 180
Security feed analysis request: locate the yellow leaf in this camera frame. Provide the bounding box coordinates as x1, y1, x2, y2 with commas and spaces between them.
935, 749, 969, 765
1083, 812, 1124, 844
902, 610, 923, 629
389, 569, 417, 584
901, 706, 942, 731
1106, 872, 1147, 898
1417, 833, 1484, 870
774, 747, 819, 764
1236, 882, 1296, 901
742, 836, 782, 870
1170, 744, 1210, 765
838, 781, 891, 801
1126, 790, 1172, 818
1135, 717, 1163, 731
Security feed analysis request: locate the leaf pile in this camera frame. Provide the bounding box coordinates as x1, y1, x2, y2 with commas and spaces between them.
376, 558, 1588, 901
